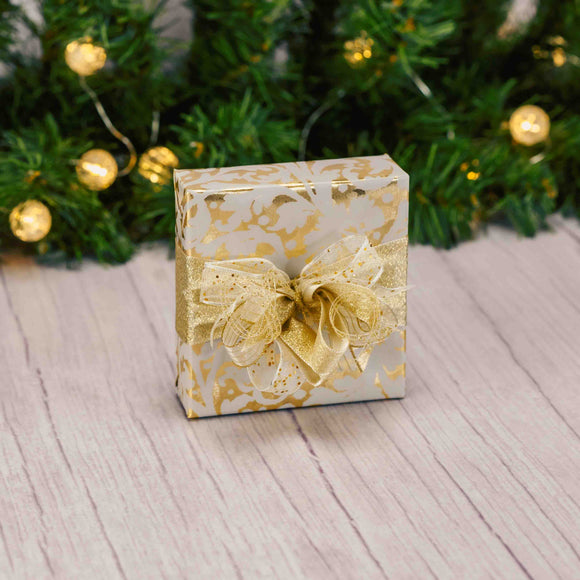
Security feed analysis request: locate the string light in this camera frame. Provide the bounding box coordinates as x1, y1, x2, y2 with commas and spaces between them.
138, 146, 179, 185
190, 141, 205, 158
64, 39, 137, 177
401, 18, 416, 32
542, 178, 558, 199
9, 200, 52, 242
461, 159, 480, 180
76, 149, 118, 190
25, 170, 42, 184
532, 36, 580, 68
344, 32, 374, 66
65, 38, 107, 77
552, 47, 567, 67
509, 105, 550, 146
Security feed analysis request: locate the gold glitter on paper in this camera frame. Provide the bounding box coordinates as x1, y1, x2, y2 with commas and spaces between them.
374, 373, 390, 399
383, 363, 406, 381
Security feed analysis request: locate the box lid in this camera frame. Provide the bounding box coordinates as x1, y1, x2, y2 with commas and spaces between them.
175, 155, 408, 276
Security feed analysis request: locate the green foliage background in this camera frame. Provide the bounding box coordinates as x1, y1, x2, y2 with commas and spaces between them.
0, 0, 578, 262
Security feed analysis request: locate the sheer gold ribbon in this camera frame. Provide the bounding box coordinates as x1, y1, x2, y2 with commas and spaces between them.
176, 235, 407, 396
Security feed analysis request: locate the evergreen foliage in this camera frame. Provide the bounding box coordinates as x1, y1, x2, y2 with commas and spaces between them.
0, 0, 578, 262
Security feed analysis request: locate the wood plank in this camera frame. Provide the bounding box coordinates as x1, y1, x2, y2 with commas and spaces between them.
1, 217, 579, 579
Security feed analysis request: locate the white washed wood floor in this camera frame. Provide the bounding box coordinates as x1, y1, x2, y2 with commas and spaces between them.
1, 216, 579, 580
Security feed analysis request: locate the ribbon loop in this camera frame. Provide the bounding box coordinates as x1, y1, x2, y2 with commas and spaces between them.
179, 235, 407, 396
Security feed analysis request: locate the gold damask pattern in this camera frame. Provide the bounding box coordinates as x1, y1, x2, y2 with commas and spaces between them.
175, 155, 408, 418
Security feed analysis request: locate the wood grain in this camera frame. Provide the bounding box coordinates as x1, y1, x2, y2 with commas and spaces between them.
1, 216, 579, 579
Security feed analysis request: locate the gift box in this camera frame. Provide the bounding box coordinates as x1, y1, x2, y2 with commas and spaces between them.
174, 155, 408, 418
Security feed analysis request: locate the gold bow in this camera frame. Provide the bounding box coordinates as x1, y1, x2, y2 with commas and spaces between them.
176, 236, 407, 396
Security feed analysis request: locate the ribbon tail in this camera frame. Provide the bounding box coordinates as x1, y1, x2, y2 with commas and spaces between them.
340, 344, 373, 376
280, 307, 349, 387
245, 340, 308, 397
246, 310, 351, 396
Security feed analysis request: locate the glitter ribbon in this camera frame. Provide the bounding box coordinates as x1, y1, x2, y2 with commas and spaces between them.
176, 236, 407, 396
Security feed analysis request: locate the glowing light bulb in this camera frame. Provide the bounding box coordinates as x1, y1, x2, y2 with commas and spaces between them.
76, 149, 118, 190
65, 38, 107, 76
9, 200, 52, 242
138, 146, 179, 186
509, 105, 550, 146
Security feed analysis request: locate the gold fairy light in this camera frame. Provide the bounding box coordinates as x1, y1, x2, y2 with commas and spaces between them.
401, 17, 416, 32
461, 159, 480, 179
190, 141, 205, 158
65, 38, 107, 77
76, 149, 118, 190
9, 200, 52, 242
25, 170, 41, 183
548, 35, 566, 46
532, 36, 580, 68
344, 32, 374, 66
542, 178, 558, 199
552, 47, 566, 67
509, 105, 550, 146
138, 146, 179, 185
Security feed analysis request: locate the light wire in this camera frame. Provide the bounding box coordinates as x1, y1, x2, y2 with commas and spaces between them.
79, 76, 137, 176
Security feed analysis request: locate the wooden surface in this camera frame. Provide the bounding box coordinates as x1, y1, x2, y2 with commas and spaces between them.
1, 216, 579, 580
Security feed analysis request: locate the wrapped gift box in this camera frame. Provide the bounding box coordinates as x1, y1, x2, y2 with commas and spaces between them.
174, 155, 408, 418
